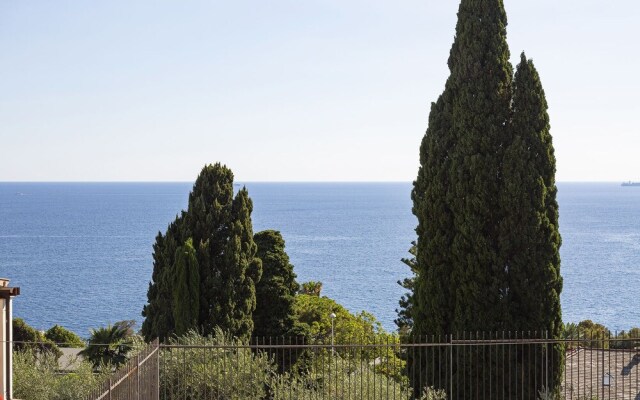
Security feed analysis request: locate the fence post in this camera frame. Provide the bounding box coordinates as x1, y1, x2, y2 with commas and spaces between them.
108, 378, 112, 400
449, 333, 454, 399
136, 354, 140, 400
155, 339, 160, 400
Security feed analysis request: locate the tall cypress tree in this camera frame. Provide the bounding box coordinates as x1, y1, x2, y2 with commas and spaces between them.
252, 230, 299, 338
411, 0, 562, 396
142, 163, 261, 342
172, 238, 200, 336
501, 53, 563, 394
502, 53, 561, 333
413, 0, 512, 337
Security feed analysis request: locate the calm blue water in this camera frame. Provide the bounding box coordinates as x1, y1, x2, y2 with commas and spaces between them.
0, 182, 638, 337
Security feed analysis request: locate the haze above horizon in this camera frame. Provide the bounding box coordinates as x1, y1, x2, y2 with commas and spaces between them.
1, 1, 639, 182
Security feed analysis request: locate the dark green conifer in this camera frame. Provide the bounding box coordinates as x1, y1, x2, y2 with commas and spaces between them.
501, 53, 563, 394
411, 0, 563, 396
172, 238, 200, 336
252, 230, 299, 338
142, 163, 261, 342
395, 242, 417, 334
141, 219, 183, 340
413, 0, 512, 337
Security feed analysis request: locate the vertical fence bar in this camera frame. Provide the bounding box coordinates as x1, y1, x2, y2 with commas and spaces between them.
79, 331, 640, 400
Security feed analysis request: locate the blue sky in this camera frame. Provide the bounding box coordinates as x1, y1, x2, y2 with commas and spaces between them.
1, 1, 638, 181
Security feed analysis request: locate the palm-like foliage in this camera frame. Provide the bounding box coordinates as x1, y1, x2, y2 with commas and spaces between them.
299, 281, 322, 296
79, 324, 133, 369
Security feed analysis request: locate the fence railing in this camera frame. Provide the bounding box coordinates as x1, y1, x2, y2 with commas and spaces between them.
155, 332, 639, 400
10, 331, 640, 400
84, 339, 159, 400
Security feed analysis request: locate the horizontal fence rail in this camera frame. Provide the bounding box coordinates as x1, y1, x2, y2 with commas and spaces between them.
85, 339, 160, 400
155, 332, 640, 400
8, 330, 640, 400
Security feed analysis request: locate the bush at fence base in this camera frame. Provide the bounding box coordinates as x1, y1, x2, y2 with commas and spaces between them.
160, 329, 275, 399
159, 329, 427, 400
13, 349, 109, 400
270, 354, 419, 400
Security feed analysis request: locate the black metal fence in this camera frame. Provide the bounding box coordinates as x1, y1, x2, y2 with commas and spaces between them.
10, 331, 639, 399
155, 332, 639, 400
84, 339, 160, 400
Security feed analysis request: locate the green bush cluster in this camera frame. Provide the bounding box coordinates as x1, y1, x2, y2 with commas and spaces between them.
270, 354, 409, 399
159, 329, 443, 400
13, 349, 109, 400
12, 318, 62, 358
293, 293, 406, 382
44, 324, 85, 348
160, 329, 274, 399
563, 320, 640, 349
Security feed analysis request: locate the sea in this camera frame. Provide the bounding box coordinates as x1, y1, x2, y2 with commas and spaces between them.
0, 182, 638, 337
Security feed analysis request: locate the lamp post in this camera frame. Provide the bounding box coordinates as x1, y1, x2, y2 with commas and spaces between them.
330, 313, 336, 355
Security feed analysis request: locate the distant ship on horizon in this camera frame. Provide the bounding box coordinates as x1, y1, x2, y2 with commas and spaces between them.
621, 181, 640, 187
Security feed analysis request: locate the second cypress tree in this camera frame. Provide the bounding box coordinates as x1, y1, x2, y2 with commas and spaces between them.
500, 53, 563, 396
252, 230, 299, 338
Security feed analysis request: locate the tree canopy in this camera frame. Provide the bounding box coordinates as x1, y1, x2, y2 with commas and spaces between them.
142, 163, 261, 341
252, 230, 299, 338
409, 0, 562, 396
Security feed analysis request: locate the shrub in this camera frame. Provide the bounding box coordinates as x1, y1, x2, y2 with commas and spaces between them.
45, 325, 85, 348
13, 349, 107, 400
12, 318, 61, 358
160, 329, 275, 399
270, 353, 411, 399
293, 294, 406, 382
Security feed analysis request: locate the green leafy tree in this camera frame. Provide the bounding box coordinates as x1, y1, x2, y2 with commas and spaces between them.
79, 323, 134, 369
252, 230, 299, 338
44, 324, 85, 348
142, 163, 261, 341
172, 238, 200, 336
576, 320, 611, 348
294, 293, 405, 383
12, 318, 61, 357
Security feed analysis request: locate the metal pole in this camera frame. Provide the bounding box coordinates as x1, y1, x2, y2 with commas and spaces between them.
331, 319, 334, 354
330, 313, 336, 355
450, 334, 453, 399
136, 354, 140, 400
5, 295, 12, 400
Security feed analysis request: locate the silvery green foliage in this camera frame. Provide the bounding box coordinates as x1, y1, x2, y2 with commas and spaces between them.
419, 386, 447, 400
13, 349, 108, 400
160, 329, 275, 400
269, 352, 410, 399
